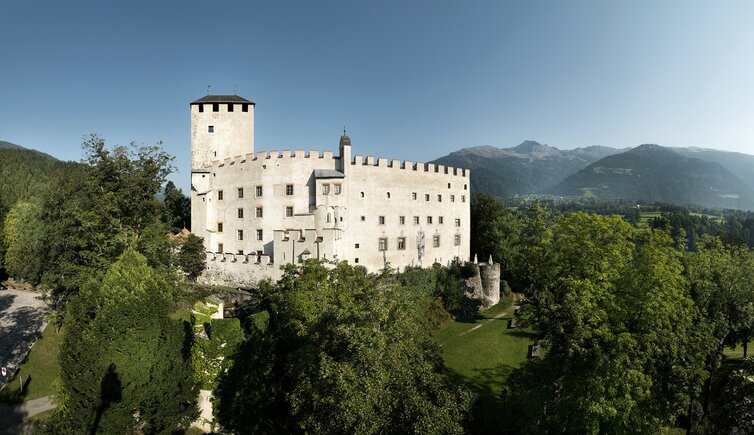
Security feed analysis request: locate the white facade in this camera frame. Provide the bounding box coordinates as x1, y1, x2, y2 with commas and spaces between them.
191, 95, 471, 288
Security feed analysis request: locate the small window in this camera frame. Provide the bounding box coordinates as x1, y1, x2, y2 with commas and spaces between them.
437, 195, 442, 202
255, 185, 263, 197
448, 183, 451, 189
237, 188, 244, 199
462, 195, 466, 203
412, 192, 417, 200
217, 243, 224, 253
198, 104, 204, 113
237, 249, 244, 255
334, 184, 342, 195
256, 229, 263, 241
242, 104, 249, 112
387, 192, 391, 199
237, 230, 244, 241
378, 237, 388, 251
451, 195, 455, 202
427, 216, 433, 224
464, 184, 468, 190
399, 216, 405, 225
454, 234, 461, 246
286, 184, 294, 196
323, 184, 330, 195
433, 235, 440, 248
425, 194, 430, 202
286, 206, 294, 217
228, 103, 234, 112
237, 208, 244, 219
379, 216, 385, 225
360, 191, 365, 198
413, 216, 420, 224
439, 216, 444, 224
208, 125, 214, 133
212, 103, 219, 112
398, 237, 406, 250
355, 243, 360, 249
218, 190, 224, 200
217, 222, 223, 232
256, 207, 263, 218
326, 213, 332, 223
355, 258, 359, 264
455, 218, 461, 227
361, 216, 366, 221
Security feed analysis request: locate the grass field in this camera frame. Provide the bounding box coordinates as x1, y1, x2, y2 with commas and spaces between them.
434, 297, 534, 432
0, 325, 63, 404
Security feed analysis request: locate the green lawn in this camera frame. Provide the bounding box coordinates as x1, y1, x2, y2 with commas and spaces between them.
434, 297, 534, 432
0, 325, 63, 404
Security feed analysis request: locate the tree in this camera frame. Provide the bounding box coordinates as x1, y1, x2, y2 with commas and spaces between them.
215, 260, 470, 434
163, 181, 191, 232
712, 357, 754, 433
470, 193, 521, 285
2, 201, 46, 283
178, 234, 206, 281
507, 214, 707, 433
51, 248, 197, 434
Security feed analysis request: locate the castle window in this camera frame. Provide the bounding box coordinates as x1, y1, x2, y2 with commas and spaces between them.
286, 206, 294, 217
427, 216, 433, 224
439, 216, 444, 224
242, 104, 248, 112
237, 230, 244, 241
199, 104, 204, 113
256, 229, 263, 241
218, 243, 224, 253
256, 207, 263, 218
387, 192, 391, 199
448, 183, 451, 189
322, 184, 330, 195
412, 192, 417, 200
237, 188, 244, 199
455, 218, 461, 227
218, 190, 224, 200
355, 243, 360, 249
286, 184, 294, 196
360, 191, 365, 198
361, 216, 365, 221
437, 194, 442, 202
399, 216, 405, 225
334, 184, 342, 194
327, 213, 332, 223
433, 235, 440, 248
228, 103, 234, 112
237, 208, 244, 219
378, 238, 388, 251
355, 258, 359, 263
461, 195, 466, 203
451, 195, 455, 202
425, 194, 430, 202
379, 216, 385, 225
255, 185, 263, 197
413, 216, 419, 224
212, 103, 219, 112
454, 234, 461, 246
464, 184, 467, 190
398, 237, 406, 250
237, 249, 244, 255
217, 222, 223, 232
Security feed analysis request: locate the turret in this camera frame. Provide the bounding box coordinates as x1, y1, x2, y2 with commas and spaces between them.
338, 130, 351, 174
191, 95, 255, 169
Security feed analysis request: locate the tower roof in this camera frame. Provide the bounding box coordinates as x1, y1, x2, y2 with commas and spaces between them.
339, 134, 351, 147
191, 95, 255, 105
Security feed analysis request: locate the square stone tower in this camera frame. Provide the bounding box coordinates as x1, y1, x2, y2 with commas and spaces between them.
190, 95, 255, 170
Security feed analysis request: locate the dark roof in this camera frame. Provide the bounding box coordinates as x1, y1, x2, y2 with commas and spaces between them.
314, 169, 345, 179
191, 95, 255, 105
339, 134, 351, 147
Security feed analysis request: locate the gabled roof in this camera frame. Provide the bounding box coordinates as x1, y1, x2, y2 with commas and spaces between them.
191, 95, 255, 105
314, 169, 345, 179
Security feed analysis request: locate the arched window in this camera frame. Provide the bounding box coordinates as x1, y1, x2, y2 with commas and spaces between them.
360, 191, 365, 198
326, 213, 332, 223
387, 192, 391, 199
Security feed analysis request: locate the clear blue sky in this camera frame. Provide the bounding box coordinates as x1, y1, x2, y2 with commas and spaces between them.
3, 1, 754, 191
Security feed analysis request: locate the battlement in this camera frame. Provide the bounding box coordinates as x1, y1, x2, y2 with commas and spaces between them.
214, 148, 340, 168
351, 155, 470, 178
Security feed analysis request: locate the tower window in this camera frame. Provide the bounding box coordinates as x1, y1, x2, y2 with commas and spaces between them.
255, 185, 263, 197
218, 190, 224, 200
237, 230, 244, 241
433, 235, 440, 248
387, 192, 391, 199
448, 183, 451, 189
286, 206, 294, 217
413, 216, 419, 224
427, 216, 433, 224
198, 104, 204, 113
378, 238, 388, 251
354, 258, 359, 264
412, 192, 417, 200
212, 103, 219, 112
228, 103, 234, 112
399, 216, 405, 225
237, 208, 244, 219
451, 195, 455, 202
379, 216, 385, 225
462, 195, 466, 203
217, 222, 223, 233
464, 184, 468, 190
256, 207, 263, 218
286, 184, 294, 196
425, 194, 430, 202
355, 243, 360, 249
439, 216, 444, 224
217, 243, 224, 253
242, 104, 248, 112
398, 237, 406, 250
455, 234, 461, 246
237, 187, 244, 199
360, 191, 365, 198
256, 229, 263, 241
208, 125, 214, 133
437, 195, 442, 202
455, 218, 461, 227
361, 216, 365, 221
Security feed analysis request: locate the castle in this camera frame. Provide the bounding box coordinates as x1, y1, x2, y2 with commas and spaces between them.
190, 95, 471, 288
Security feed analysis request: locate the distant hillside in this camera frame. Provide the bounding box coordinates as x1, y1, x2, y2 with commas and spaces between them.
674, 147, 754, 193
552, 145, 754, 210
432, 141, 624, 197
0, 141, 79, 210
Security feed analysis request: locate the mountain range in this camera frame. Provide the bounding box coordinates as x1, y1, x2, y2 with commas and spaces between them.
432, 141, 754, 210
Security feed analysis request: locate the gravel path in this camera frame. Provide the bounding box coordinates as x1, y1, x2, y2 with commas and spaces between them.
0, 288, 48, 392
0, 396, 55, 434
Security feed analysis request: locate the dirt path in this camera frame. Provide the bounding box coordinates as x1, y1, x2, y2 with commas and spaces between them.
0, 288, 48, 391
0, 396, 55, 433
